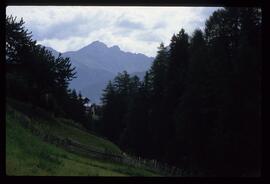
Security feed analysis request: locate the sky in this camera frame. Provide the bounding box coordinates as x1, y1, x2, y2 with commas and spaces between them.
6, 6, 221, 57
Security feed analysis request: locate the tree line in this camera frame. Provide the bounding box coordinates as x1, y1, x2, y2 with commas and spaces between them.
96, 7, 261, 176
6, 15, 92, 128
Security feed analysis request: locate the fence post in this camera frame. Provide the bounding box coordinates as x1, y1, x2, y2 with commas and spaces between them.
170, 166, 175, 176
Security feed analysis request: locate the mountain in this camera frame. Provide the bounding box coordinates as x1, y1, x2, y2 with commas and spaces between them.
45, 41, 154, 104
45, 46, 60, 58
64, 41, 153, 74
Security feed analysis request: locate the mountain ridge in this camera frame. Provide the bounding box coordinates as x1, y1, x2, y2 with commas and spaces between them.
44, 41, 154, 104
45, 41, 154, 58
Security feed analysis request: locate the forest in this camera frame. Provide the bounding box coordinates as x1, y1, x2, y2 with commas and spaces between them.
6, 7, 261, 176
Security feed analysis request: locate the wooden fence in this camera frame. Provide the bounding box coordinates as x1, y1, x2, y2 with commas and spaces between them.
12, 109, 184, 176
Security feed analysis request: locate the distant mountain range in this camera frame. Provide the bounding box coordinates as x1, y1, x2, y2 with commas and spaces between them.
45, 41, 154, 104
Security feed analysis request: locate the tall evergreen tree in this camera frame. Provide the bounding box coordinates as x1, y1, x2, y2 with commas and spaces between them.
146, 43, 171, 159
95, 7, 261, 176
6, 15, 92, 129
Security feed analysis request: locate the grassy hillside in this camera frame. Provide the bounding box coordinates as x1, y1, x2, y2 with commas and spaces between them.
6, 98, 121, 154
6, 100, 160, 176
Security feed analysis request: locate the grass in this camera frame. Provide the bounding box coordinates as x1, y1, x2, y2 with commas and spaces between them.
6, 101, 160, 176
7, 98, 122, 154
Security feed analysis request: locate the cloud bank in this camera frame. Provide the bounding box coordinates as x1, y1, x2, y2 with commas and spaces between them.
6, 6, 220, 57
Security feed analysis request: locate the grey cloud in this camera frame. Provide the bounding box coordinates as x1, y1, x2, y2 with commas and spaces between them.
116, 19, 145, 30
153, 21, 167, 29
188, 20, 205, 29
30, 15, 104, 40
201, 7, 221, 17
11, 7, 222, 56
136, 32, 162, 43
45, 20, 90, 39
29, 26, 44, 40
113, 28, 133, 37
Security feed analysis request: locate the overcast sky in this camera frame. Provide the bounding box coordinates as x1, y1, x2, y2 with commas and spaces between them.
6, 6, 221, 57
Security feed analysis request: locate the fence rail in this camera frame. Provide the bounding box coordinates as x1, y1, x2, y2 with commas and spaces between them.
11, 109, 183, 176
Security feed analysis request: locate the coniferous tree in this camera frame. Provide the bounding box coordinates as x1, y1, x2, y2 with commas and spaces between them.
6, 15, 92, 129
164, 29, 190, 164
147, 43, 174, 160
95, 7, 261, 176
100, 80, 117, 139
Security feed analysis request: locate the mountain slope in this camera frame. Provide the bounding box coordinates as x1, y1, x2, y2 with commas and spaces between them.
65, 41, 153, 74
6, 99, 160, 176
45, 41, 154, 104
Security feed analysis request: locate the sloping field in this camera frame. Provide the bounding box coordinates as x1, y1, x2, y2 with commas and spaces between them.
6, 100, 160, 176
